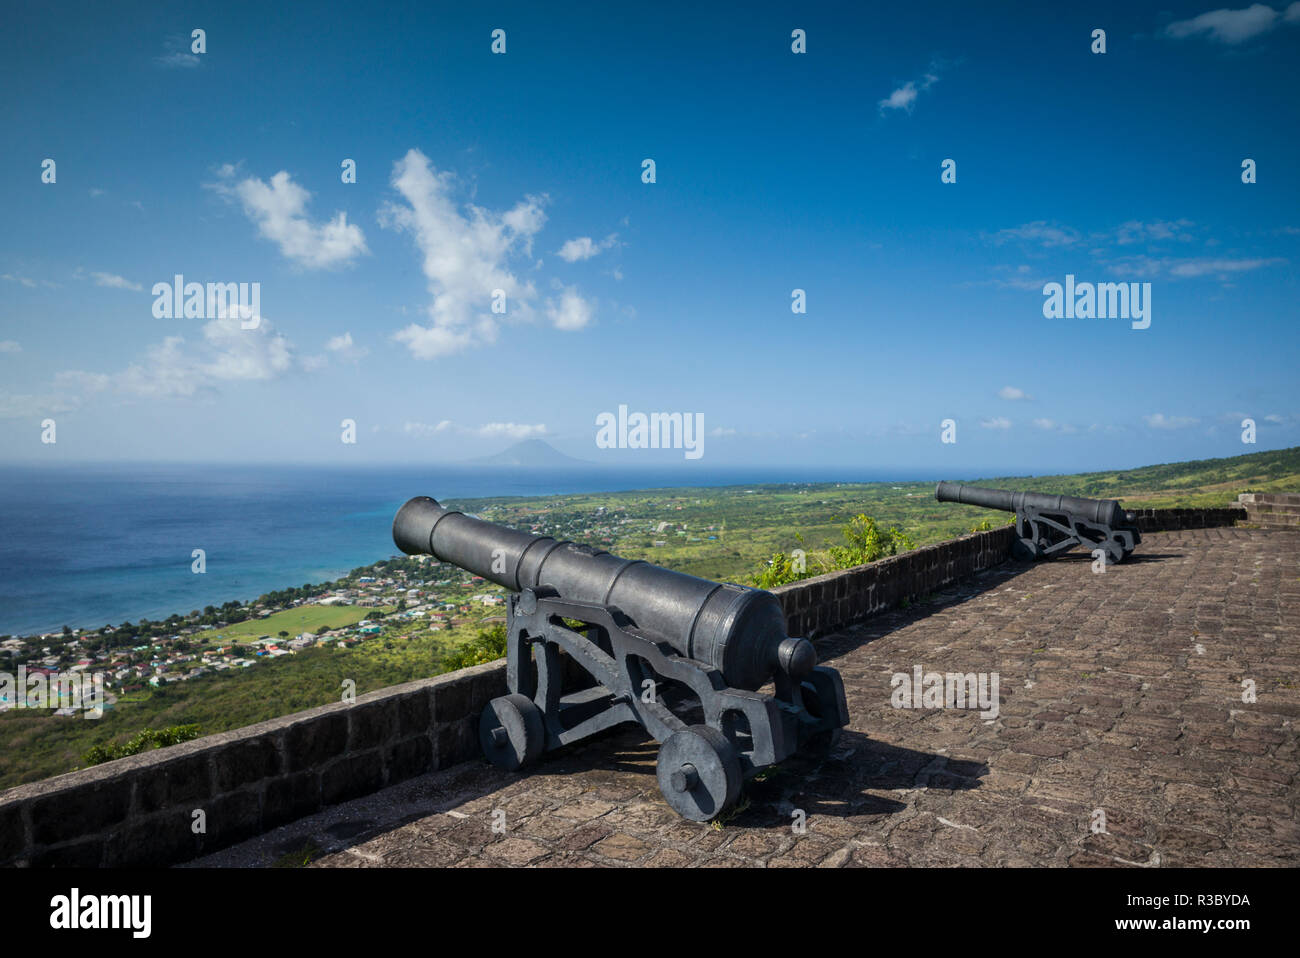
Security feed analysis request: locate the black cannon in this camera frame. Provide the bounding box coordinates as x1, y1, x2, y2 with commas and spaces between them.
393, 496, 848, 821
935, 481, 1141, 564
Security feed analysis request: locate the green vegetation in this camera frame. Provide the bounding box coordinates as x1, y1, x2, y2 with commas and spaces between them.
82, 724, 202, 767
754, 514, 914, 587
187, 604, 393, 646
439, 624, 507, 671
2, 445, 1296, 792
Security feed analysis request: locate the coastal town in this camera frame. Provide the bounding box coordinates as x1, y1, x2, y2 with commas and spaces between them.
0, 497, 724, 716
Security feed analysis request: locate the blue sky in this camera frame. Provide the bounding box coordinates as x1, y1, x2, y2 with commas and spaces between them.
2, 0, 1297, 475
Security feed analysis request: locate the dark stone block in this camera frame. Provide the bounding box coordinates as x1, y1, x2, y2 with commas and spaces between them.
103, 805, 200, 867
0, 801, 26, 864
29, 838, 105, 868
212, 735, 281, 792
204, 788, 264, 851
263, 770, 320, 828
29, 778, 131, 847
397, 688, 433, 737
435, 716, 478, 769
348, 698, 400, 752
385, 735, 434, 784
135, 752, 214, 814
284, 712, 348, 772
432, 673, 473, 723
469, 666, 508, 713
321, 750, 384, 805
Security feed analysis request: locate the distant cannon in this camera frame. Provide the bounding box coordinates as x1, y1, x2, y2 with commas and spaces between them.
393, 496, 848, 821
935, 481, 1141, 564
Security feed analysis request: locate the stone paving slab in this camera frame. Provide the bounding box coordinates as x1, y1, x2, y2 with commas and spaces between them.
190, 528, 1300, 868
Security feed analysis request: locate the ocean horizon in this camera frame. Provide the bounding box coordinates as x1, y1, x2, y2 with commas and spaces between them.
0, 461, 944, 637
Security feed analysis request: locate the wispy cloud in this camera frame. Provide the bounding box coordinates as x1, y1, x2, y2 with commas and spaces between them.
325, 332, 368, 362
1144, 413, 1201, 429
404, 420, 546, 439
878, 61, 946, 115
1165, 3, 1300, 44
154, 34, 203, 69
556, 233, 619, 262
56, 312, 295, 400
0, 341, 21, 354
998, 386, 1032, 401
0, 392, 80, 420
1106, 255, 1285, 279
211, 166, 368, 269
989, 221, 1081, 248
980, 417, 1012, 430
91, 271, 143, 291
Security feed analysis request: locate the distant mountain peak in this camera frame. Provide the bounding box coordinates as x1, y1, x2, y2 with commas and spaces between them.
467, 438, 590, 467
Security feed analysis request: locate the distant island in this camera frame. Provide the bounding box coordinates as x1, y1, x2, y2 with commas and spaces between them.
465, 438, 593, 468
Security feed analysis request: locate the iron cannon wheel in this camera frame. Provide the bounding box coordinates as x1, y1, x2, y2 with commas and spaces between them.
479, 693, 545, 771
656, 725, 742, 822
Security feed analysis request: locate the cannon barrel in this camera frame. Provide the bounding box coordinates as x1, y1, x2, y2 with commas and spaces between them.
935, 481, 1132, 528
393, 496, 811, 692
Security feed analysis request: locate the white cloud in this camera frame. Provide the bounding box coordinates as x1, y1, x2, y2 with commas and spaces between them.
1144, 413, 1200, 429
998, 386, 1032, 401
980, 417, 1012, 430
0, 341, 20, 353
57, 312, 294, 400
403, 419, 546, 440
154, 34, 202, 69
1165, 4, 1292, 43
156, 52, 201, 68
1114, 219, 1195, 245
214, 168, 368, 269
403, 420, 455, 437
325, 331, 368, 362
92, 271, 143, 291
1032, 418, 1056, 430
1166, 257, 1286, 277
478, 422, 547, 439
0, 392, 80, 420
381, 149, 548, 359
990, 221, 1081, 247
879, 64, 943, 115
710, 426, 737, 437
545, 283, 596, 331
556, 233, 618, 262
2, 274, 37, 289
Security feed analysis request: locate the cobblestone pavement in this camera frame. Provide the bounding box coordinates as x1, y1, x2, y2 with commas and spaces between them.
192, 528, 1299, 868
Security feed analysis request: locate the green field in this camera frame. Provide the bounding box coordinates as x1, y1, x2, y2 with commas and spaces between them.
189, 605, 393, 646
2, 445, 1296, 791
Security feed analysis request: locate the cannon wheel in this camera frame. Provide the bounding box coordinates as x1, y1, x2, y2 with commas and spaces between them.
479, 693, 545, 771
656, 725, 742, 822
